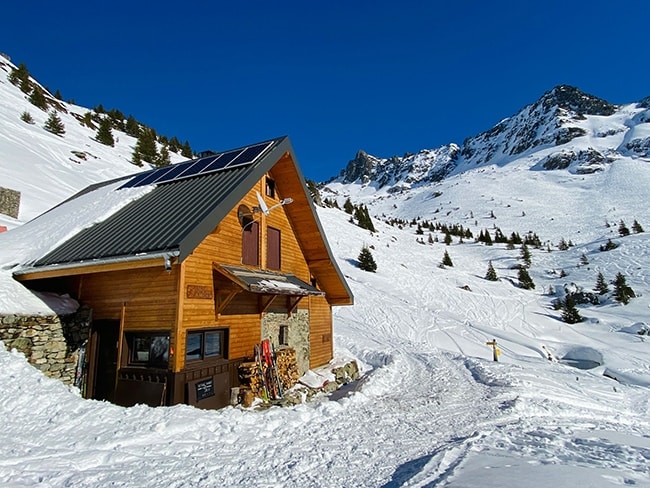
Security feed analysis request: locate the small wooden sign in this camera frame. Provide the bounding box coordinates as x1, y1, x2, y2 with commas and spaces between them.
195, 377, 215, 401
186, 284, 214, 299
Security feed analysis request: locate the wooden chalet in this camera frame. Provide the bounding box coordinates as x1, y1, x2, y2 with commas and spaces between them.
13, 136, 353, 409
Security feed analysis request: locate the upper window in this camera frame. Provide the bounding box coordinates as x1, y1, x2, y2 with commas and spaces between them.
186, 329, 228, 362
128, 332, 169, 369
265, 177, 276, 199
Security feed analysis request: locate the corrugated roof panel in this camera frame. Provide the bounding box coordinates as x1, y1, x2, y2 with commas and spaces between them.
33, 164, 254, 266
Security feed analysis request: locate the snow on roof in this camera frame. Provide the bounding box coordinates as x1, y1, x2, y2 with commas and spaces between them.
0, 181, 154, 315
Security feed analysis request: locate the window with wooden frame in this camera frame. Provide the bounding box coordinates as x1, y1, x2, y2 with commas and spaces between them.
265, 177, 276, 199
126, 332, 170, 369
267, 226, 281, 270
242, 219, 259, 266
186, 328, 228, 363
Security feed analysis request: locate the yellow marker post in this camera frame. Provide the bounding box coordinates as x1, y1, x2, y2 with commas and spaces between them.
486, 339, 500, 362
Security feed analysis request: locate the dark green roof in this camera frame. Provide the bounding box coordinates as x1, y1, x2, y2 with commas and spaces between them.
33, 137, 289, 267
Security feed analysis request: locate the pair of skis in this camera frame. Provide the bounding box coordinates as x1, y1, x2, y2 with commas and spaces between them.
254, 338, 283, 401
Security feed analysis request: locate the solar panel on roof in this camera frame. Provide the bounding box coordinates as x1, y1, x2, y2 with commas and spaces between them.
199, 149, 243, 174
119, 170, 157, 189
118, 139, 277, 190
175, 155, 220, 179
227, 143, 269, 167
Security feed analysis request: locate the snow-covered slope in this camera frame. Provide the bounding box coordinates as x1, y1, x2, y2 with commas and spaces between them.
0, 56, 186, 229
1, 61, 650, 486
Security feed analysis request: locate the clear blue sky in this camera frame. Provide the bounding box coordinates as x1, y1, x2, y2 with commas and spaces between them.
2, 1, 649, 181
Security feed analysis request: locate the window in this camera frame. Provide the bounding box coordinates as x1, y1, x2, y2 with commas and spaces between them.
279, 325, 289, 346
267, 227, 281, 270
186, 329, 227, 362
128, 332, 169, 368
265, 177, 276, 199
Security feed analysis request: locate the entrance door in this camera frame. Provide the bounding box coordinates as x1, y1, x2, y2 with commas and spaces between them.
89, 319, 120, 402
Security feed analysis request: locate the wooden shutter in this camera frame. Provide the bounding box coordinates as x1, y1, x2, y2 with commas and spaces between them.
242, 221, 259, 266
267, 227, 281, 270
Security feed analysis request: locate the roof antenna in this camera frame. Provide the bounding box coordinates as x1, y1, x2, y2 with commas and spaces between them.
255, 191, 270, 215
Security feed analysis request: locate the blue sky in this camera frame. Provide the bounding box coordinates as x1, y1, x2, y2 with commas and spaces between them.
2, 1, 649, 181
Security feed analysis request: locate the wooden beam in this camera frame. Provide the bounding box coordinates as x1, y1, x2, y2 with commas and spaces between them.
15, 257, 170, 281
215, 290, 239, 317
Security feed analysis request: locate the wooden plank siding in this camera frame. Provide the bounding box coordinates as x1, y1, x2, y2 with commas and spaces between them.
308, 296, 333, 368
179, 174, 323, 371
77, 266, 178, 330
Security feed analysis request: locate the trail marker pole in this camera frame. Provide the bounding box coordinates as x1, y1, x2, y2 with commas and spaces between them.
486, 339, 500, 362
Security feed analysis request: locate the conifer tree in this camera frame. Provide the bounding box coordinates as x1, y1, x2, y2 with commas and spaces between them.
132, 127, 158, 165
632, 219, 644, 233
20, 111, 34, 124
357, 245, 377, 272
9, 63, 31, 93
95, 117, 115, 146
43, 110, 65, 135
54, 89, 62, 100
343, 198, 354, 214
520, 243, 531, 267
29, 85, 48, 111
484, 229, 493, 246
517, 267, 535, 290
156, 146, 171, 167
125, 115, 140, 137
618, 220, 630, 237
561, 294, 583, 324
613, 272, 635, 305
485, 261, 498, 281
580, 253, 589, 266
428, 233, 434, 244
181, 140, 193, 158
594, 272, 609, 295
557, 237, 569, 251
441, 250, 453, 267
599, 239, 618, 252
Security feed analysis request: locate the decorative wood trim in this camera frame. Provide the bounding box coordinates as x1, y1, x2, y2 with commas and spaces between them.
115, 302, 126, 389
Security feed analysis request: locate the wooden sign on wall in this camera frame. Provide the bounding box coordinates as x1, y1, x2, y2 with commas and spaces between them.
186, 284, 214, 300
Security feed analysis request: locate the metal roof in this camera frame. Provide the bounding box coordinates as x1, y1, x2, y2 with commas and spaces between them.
18, 136, 353, 305
31, 137, 287, 267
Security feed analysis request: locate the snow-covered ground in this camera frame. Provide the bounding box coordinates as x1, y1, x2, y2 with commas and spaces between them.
1, 202, 649, 486
1, 57, 649, 486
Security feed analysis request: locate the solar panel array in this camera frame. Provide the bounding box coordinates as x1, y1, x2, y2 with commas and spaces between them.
119, 140, 275, 189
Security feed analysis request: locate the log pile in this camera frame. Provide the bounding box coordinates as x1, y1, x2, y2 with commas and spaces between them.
238, 347, 300, 401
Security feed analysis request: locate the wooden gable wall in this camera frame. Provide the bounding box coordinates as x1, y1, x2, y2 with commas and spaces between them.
177, 172, 315, 370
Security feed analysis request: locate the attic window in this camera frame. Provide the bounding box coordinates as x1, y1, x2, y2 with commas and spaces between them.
266, 177, 276, 199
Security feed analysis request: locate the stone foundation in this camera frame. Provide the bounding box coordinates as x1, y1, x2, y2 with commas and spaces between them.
0, 306, 92, 385
262, 310, 310, 375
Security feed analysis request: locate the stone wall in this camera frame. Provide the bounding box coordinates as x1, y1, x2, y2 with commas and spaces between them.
0, 306, 91, 385
0, 187, 21, 219
262, 310, 310, 375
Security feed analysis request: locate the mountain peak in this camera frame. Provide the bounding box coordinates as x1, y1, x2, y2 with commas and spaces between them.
542, 85, 617, 116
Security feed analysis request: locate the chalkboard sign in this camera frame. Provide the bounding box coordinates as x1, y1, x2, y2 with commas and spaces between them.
195, 377, 215, 401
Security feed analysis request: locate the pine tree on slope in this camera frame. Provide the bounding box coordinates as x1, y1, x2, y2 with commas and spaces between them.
358, 245, 377, 272
44, 110, 65, 135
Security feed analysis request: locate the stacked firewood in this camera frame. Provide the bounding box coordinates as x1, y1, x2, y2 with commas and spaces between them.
275, 347, 300, 390
238, 347, 300, 400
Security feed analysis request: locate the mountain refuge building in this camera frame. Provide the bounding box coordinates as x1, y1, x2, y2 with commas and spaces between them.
1, 136, 353, 409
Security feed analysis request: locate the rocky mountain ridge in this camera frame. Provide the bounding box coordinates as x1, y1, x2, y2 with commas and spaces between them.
331, 85, 650, 191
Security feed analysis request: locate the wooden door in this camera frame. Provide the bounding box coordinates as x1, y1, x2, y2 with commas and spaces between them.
88, 319, 120, 402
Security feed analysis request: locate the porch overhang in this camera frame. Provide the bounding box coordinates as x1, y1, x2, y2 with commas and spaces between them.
213, 264, 325, 297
